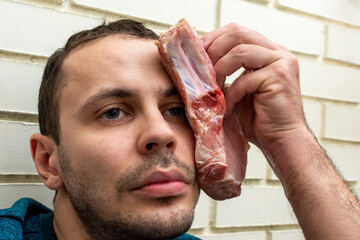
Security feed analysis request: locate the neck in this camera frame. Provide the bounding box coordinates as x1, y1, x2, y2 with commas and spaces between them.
53, 189, 91, 240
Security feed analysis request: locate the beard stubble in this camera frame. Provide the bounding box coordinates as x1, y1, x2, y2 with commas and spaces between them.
58, 146, 199, 240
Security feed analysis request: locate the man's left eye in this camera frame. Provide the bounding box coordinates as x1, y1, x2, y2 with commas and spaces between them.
101, 108, 126, 120
164, 107, 185, 117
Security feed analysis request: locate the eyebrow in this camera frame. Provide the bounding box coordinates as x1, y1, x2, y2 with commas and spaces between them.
79, 87, 180, 114
159, 87, 179, 99
79, 88, 139, 114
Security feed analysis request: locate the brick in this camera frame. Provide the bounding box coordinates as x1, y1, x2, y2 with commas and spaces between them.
278, 0, 360, 27
322, 143, 360, 182
326, 25, 360, 65
324, 105, 360, 142
215, 186, 297, 227
0, 121, 39, 174
221, 0, 322, 55
191, 191, 211, 229
0, 0, 102, 57
302, 100, 322, 137
270, 229, 304, 240
246, 143, 267, 180
299, 57, 360, 103
0, 183, 54, 209
0, 60, 43, 113
72, 0, 217, 32
199, 231, 266, 240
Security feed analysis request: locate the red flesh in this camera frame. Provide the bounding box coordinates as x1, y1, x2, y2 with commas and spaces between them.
156, 18, 249, 200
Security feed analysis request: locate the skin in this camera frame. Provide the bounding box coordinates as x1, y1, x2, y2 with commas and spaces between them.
202, 23, 360, 239
31, 36, 199, 239
30, 23, 360, 239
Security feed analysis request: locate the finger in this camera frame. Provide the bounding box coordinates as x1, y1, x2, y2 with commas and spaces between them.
215, 44, 281, 82
201, 25, 230, 50
207, 30, 244, 65
206, 29, 280, 65
201, 23, 280, 56
224, 67, 271, 119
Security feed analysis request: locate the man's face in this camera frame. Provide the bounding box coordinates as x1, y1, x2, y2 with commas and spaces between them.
57, 35, 200, 239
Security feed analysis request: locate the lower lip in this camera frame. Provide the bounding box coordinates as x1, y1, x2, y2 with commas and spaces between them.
133, 181, 187, 198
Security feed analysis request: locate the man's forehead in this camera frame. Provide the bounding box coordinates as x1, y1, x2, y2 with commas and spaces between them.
60, 35, 163, 88
58, 35, 172, 109
63, 35, 158, 68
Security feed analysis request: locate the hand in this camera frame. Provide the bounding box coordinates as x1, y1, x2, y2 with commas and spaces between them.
201, 23, 306, 152
201, 24, 360, 240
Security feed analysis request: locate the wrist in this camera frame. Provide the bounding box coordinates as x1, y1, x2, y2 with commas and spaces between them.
259, 127, 324, 190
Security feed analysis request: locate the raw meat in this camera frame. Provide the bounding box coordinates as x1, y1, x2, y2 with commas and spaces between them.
156, 18, 249, 200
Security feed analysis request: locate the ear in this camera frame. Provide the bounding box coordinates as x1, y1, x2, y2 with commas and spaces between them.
30, 133, 63, 190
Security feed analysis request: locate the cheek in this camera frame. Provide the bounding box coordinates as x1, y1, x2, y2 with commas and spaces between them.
176, 127, 196, 165
93, 137, 135, 173
63, 132, 136, 179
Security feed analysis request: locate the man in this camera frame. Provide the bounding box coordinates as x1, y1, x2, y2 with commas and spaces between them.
1, 19, 360, 239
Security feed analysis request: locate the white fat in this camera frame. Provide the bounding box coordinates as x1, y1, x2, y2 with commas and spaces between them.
167, 34, 213, 100
194, 139, 213, 165
195, 138, 226, 166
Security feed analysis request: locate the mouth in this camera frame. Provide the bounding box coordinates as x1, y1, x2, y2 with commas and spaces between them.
131, 169, 189, 198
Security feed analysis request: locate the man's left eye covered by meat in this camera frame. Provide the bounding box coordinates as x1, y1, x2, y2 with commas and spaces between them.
156, 18, 249, 200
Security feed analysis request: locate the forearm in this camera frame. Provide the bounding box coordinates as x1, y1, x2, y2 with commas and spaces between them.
203, 22, 360, 238
263, 129, 360, 239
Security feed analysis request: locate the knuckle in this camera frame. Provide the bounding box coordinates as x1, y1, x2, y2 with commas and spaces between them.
226, 23, 250, 36
289, 54, 299, 70
206, 45, 219, 62
284, 53, 300, 78
207, 44, 216, 56
233, 44, 248, 56
226, 22, 242, 31
272, 63, 291, 80
272, 52, 299, 80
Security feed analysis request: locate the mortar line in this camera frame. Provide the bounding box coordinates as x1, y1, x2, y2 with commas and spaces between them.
215, 0, 222, 30
321, 23, 329, 63
0, 49, 47, 65
0, 111, 38, 123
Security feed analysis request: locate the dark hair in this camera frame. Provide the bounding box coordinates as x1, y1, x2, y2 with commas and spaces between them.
38, 19, 159, 145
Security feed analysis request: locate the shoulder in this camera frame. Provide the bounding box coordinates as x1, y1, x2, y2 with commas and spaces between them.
174, 233, 202, 240
0, 197, 52, 220
0, 198, 54, 240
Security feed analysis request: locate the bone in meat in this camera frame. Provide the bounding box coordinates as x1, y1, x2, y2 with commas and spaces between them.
156, 18, 249, 200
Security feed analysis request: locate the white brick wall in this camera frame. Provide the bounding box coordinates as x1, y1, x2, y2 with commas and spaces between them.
0, 0, 102, 56
299, 57, 360, 103
72, 0, 217, 32
1, 0, 359, 239
247, 143, 268, 179
215, 187, 296, 227
277, 0, 360, 27
0, 184, 54, 209
0, 60, 43, 113
302, 100, 322, 137
270, 229, 304, 240
221, 0, 323, 55
324, 105, 360, 142
0, 121, 39, 174
325, 25, 360, 65
323, 143, 360, 182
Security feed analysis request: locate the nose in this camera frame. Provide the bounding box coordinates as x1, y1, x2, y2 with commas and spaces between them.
137, 110, 177, 155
